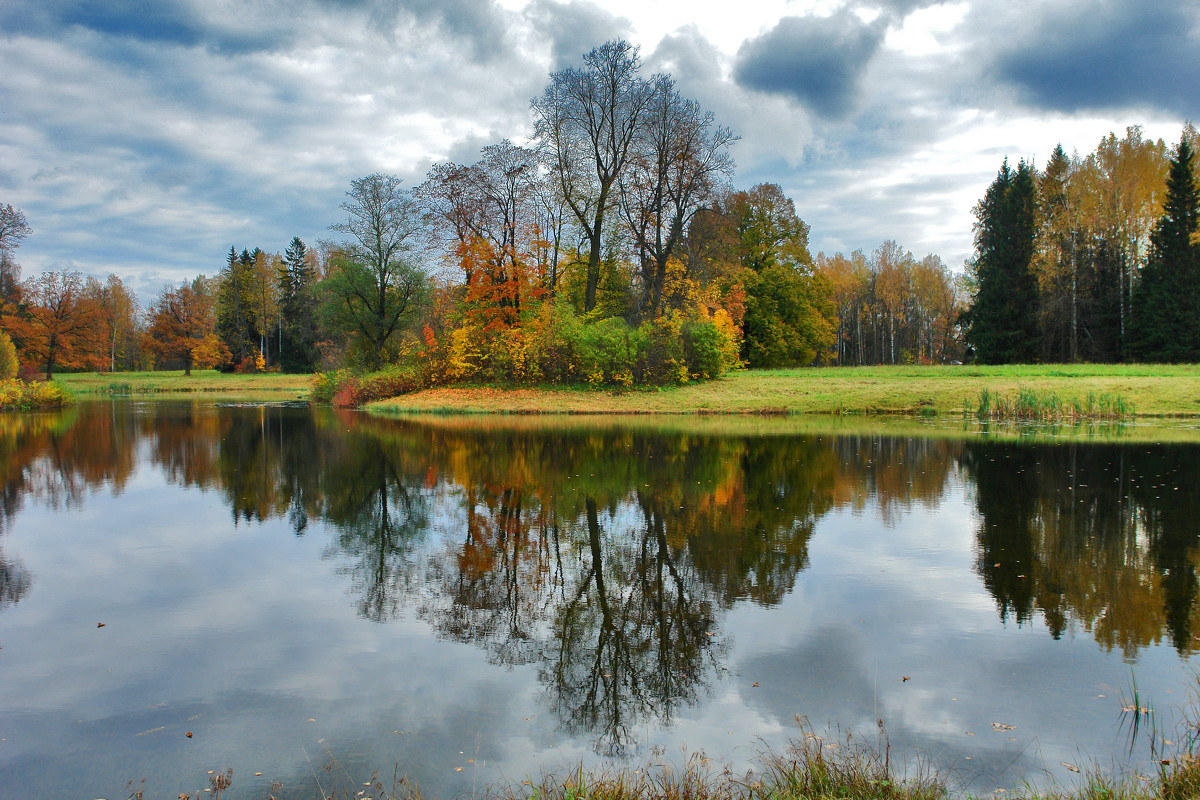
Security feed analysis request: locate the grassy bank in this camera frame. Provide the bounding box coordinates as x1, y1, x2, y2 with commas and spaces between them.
366, 364, 1200, 417
56, 370, 313, 400
139, 729, 1200, 800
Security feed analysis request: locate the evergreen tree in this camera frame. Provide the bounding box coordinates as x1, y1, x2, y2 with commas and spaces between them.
277, 236, 320, 372
216, 246, 255, 365
966, 160, 1040, 364
1129, 137, 1200, 361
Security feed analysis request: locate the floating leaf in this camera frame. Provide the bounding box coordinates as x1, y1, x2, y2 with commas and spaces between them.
186, 732, 193, 738
991, 722, 1016, 731
1061, 762, 1080, 773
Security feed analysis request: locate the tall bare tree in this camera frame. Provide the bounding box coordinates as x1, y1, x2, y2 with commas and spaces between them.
532, 40, 656, 312
618, 75, 736, 317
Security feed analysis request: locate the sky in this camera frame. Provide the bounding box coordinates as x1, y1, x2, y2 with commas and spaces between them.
0, 0, 1196, 302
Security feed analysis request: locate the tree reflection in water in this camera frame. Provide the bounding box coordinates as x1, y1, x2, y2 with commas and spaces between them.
6, 403, 1200, 748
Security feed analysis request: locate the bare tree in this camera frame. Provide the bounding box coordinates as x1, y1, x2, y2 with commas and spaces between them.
618, 75, 736, 317
532, 40, 656, 312
0, 205, 30, 254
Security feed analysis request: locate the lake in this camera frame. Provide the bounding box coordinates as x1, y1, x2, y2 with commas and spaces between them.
1, 401, 1198, 799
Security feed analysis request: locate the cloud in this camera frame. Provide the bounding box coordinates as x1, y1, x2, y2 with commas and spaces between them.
524, 0, 634, 69
733, 10, 889, 118
987, 0, 1200, 116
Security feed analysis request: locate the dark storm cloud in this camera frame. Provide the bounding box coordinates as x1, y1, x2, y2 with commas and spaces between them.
990, 0, 1200, 115
525, 0, 634, 68
733, 10, 888, 118
0, 0, 511, 60
0, 0, 286, 54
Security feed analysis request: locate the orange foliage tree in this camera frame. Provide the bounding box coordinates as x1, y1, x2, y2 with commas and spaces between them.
10, 269, 103, 378
146, 278, 223, 375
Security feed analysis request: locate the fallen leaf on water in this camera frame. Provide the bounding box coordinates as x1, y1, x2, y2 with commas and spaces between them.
307, 718, 316, 722
965, 732, 975, 736
1061, 762, 1080, 773
186, 732, 193, 738
97, 623, 106, 628
706, 632, 716, 636
901, 676, 911, 682
1165, 740, 1175, 746
752, 682, 759, 687
468, 759, 474, 764
991, 722, 1016, 731
455, 767, 464, 772
255, 773, 262, 776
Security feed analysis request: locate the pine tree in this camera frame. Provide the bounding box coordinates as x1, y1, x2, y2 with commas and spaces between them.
966, 160, 1040, 363
1129, 137, 1200, 361
277, 236, 320, 372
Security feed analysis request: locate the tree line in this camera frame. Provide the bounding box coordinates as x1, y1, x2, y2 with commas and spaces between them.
965, 124, 1200, 364
14, 43, 1196, 382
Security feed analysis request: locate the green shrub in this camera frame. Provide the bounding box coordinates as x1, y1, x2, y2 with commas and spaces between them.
682, 320, 727, 380
637, 316, 686, 385
579, 317, 638, 386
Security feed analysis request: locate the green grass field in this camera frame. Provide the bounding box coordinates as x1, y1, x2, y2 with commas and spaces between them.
55, 370, 313, 400
368, 363, 1200, 417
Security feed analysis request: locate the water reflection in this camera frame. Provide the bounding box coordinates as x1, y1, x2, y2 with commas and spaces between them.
2, 402, 1199, 754
963, 441, 1200, 657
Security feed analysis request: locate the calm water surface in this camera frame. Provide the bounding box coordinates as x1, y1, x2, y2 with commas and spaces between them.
1, 401, 1198, 799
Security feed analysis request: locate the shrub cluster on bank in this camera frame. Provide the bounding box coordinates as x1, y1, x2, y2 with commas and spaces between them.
0, 379, 69, 410
314, 303, 742, 408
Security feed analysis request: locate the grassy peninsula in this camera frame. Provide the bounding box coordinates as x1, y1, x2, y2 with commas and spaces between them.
367, 363, 1200, 417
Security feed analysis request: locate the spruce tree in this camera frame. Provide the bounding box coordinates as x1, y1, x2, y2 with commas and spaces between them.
966, 160, 1040, 363
277, 236, 320, 372
1129, 137, 1200, 361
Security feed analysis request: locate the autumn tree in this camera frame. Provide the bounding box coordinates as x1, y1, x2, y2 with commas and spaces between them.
1128, 137, 1200, 361
147, 277, 222, 376
966, 160, 1040, 364
85, 274, 141, 372
533, 39, 656, 312
418, 141, 548, 322
323, 174, 429, 370
17, 269, 103, 378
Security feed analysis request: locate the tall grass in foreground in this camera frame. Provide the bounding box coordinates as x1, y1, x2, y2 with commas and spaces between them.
972, 387, 1134, 421
130, 728, 1200, 800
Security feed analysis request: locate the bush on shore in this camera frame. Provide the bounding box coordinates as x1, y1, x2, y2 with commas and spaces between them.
0, 378, 69, 410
